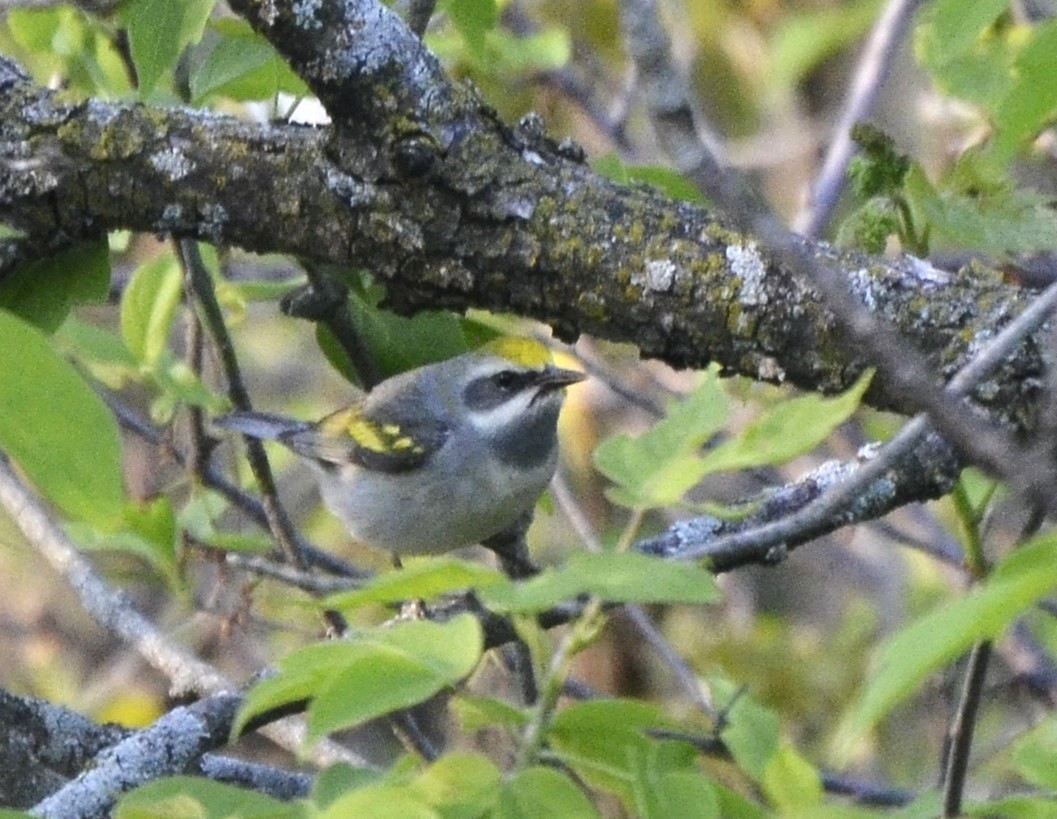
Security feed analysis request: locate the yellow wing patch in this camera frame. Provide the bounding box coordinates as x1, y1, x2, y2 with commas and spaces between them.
483, 336, 553, 368
320, 408, 425, 455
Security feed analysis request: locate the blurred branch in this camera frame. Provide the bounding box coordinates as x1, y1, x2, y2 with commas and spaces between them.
794, 0, 926, 237
616, 0, 1057, 513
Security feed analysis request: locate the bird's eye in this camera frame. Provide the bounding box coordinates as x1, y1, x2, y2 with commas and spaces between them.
491, 370, 519, 391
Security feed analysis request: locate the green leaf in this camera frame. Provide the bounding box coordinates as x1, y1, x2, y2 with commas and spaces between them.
115, 775, 298, 819
0, 309, 125, 529
836, 531, 1057, 756
478, 552, 719, 614
324, 558, 504, 611
593, 373, 729, 509
717, 682, 780, 783
645, 772, 719, 819
915, 0, 1013, 106
992, 21, 1057, 160
236, 615, 483, 740
761, 746, 822, 813
549, 699, 697, 807
341, 290, 478, 381
439, 0, 498, 59
496, 767, 600, 819
406, 752, 501, 817
700, 370, 871, 474
319, 786, 433, 819
964, 796, 1057, 818
904, 160, 1057, 254
53, 317, 140, 389
452, 693, 528, 732
0, 240, 110, 333
311, 763, 384, 809
485, 27, 571, 76
190, 19, 309, 103
592, 154, 705, 204
122, 0, 216, 97
1011, 715, 1057, 790
66, 498, 179, 585
121, 254, 182, 368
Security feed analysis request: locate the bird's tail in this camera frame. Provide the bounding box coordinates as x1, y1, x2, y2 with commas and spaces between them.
213, 411, 309, 441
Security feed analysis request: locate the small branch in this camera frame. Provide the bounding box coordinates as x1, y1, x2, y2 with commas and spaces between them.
101, 389, 366, 579
941, 641, 992, 818
30, 692, 242, 819
0, 451, 230, 696
396, 0, 437, 37
279, 266, 382, 388
637, 229, 1057, 566
177, 240, 308, 570
794, 0, 926, 237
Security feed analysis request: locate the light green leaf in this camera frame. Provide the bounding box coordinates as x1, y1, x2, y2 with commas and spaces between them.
964, 796, 1057, 818
190, 19, 309, 103
593, 373, 729, 509
496, 767, 600, 819
592, 154, 705, 204
836, 531, 1057, 756
407, 752, 501, 816
915, 0, 1013, 106
717, 681, 780, 783
54, 317, 139, 389
646, 772, 719, 819
0, 240, 110, 333
477, 552, 719, 614
439, 0, 498, 59
905, 162, 1057, 253
236, 615, 483, 740
550, 699, 697, 809
452, 693, 528, 732
992, 21, 1057, 160
320, 786, 433, 819
67, 498, 178, 585
486, 27, 571, 76
121, 254, 182, 368
1011, 715, 1057, 790
761, 746, 822, 812
0, 309, 125, 529
700, 370, 872, 474
324, 558, 504, 611
115, 775, 298, 819
123, 0, 216, 97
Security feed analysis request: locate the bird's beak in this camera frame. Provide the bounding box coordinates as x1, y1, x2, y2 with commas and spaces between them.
535, 365, 586, 394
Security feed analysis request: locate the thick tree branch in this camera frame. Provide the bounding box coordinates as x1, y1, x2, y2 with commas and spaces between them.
0, 52, 1043, 435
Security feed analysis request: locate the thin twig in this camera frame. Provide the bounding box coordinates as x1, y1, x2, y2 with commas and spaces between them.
794, 0, 926, 237
552, 473, 717, 720
941, 641, 992, 817
177, 240, 308, 569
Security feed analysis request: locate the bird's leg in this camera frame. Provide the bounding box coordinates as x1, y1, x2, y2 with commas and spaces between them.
481, 513, 540, 580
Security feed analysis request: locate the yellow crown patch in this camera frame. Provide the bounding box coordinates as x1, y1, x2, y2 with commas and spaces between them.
483, 336, 553, 369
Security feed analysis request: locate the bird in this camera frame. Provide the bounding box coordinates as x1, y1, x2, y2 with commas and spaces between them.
215, 337, 585, 558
